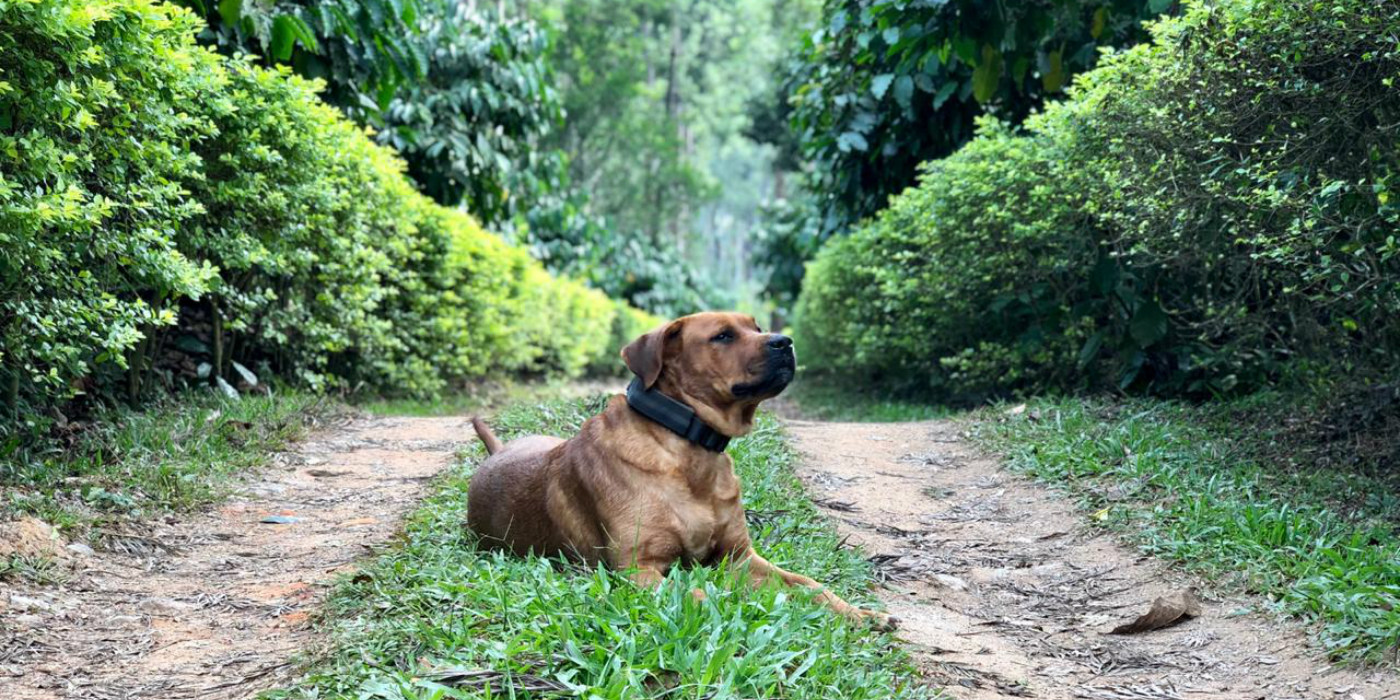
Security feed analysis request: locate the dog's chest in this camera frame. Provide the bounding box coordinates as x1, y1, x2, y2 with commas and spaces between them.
671, 496, 721, 562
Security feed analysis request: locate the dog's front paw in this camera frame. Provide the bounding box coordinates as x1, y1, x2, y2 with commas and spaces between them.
861, 610, 899, 632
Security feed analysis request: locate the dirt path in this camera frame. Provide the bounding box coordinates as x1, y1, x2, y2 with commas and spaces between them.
783, 418, 1400, 700
0, 414, 470, 700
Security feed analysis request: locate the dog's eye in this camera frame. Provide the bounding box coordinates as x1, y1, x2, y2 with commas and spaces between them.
710, 331, 734, 344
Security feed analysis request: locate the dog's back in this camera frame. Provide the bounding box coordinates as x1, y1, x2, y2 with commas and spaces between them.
467, 420, 568, 556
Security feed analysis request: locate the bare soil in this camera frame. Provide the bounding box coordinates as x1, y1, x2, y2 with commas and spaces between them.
783, 418, 1400, 700
0, 414, 470, 700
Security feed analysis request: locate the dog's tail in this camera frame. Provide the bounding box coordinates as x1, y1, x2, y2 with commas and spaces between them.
471, 416, 504, 455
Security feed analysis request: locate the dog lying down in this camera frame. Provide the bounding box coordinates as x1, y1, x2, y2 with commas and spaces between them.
467, 311, 895, 630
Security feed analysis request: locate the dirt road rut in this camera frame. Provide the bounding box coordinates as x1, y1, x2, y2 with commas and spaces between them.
784, 418, 1400, 700
0, 415, 468, 700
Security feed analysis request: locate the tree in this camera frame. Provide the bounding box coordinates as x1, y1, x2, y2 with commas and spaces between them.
375, 7, 561, 226
176, 0, 427, 121
785, 0, 1171, 235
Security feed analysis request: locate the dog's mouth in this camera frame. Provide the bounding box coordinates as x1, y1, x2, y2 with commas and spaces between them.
732, 350, 796, 399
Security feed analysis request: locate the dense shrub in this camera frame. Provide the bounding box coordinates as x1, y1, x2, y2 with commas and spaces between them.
0, 0, 656, 428
796, 0, 1400, 400
0, 0, 219, 410
796, 120, 1099, 398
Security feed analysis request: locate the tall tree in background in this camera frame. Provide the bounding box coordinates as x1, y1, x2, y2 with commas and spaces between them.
789, 0, 1170, 232
750, 0, 1172, 308
517, 0, 809, 312
177, 0, 428, 120
375, 7, 561, 227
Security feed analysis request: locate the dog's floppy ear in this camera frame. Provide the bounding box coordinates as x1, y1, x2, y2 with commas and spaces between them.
622, 321, 679, 389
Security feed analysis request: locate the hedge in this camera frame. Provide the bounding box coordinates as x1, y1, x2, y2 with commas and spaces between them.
795, 0, 1400, 401
0, 0, 657, 429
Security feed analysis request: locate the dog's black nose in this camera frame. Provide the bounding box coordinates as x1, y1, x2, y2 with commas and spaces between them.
767, 334, 793, 351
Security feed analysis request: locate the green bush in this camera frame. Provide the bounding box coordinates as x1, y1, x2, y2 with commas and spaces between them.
0, 0, 654, 429
0, 0, 219, 411
796, 0, 1400, 400
587, 300, 662, 376
796, 119, 1097, 399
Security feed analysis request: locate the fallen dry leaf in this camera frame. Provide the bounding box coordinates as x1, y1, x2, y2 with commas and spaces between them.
1109, 589, 1202, 634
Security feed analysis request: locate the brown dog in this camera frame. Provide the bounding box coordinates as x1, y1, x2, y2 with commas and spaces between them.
467, 311, 893, 629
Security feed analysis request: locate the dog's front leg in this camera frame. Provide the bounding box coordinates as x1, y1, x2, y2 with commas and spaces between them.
628, 566, 665, 588
737, 549, 897, 630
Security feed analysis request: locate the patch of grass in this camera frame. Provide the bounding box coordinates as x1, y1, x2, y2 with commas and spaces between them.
971, 397, 1400, 664
0, 555, 67, 586
785, 377, 947, 422
1, 388, 330, 534
270, 396, 926, 700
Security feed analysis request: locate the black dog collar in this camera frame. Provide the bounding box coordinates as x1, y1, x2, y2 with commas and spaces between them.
625, 377, 731, 452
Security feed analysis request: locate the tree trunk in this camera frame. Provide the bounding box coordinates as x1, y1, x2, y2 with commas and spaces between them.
211, 297, 224, 385
127, 331, 148, 407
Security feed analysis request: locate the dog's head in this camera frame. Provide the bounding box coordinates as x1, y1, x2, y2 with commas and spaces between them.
622, 311, 794, 437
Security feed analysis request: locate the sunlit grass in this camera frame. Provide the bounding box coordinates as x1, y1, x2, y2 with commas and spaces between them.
270, 396, 927, 699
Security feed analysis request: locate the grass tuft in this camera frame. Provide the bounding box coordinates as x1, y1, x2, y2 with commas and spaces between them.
1, 388, 329, 534
271, 396, 927, 700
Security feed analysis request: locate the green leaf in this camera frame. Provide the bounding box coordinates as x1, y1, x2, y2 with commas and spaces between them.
217, 0, 241, 26
837, 131, 869, 152
829, 10, 848, 34
1042, 49, 1065, 92
870, 73, 894, 99
287, 16, 319, 53
971, 45, 1003, 103
1090, 257, 1119, 295
1119, 352, 1147, 390
932, 81, 957, 109
1091, 7, 1108, 39
1148, 0, 1174, 12
1129, 299, 1169, 347
893, 75, 914, 109
1012, 57, 1030, 85
271, 16, 296, 61
952, 35, 977, 65
1078, 331, 1105, 369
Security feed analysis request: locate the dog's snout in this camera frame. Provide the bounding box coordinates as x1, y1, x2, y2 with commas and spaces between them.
767, 334, 793, 351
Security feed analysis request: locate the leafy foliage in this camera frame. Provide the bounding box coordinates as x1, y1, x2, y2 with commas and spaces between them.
175, 0, 425, 120
796, 119, 1094, 399
513, 184, 726, 318
375, 8, 560, 226
0, 0, 656, 433
0, 0, 220, 413
749, 195, 825, 314
775, 0, 1165, 237
796, 0, 1400, 400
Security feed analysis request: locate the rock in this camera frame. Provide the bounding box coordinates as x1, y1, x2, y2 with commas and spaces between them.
137, 597, 196, 615
932, 573, 969, 592
66, 542, 96, 556
8, 595, 53, 613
